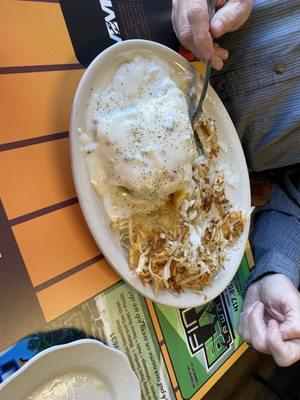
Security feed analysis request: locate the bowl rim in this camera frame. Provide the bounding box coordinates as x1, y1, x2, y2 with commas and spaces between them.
0, 339, 140, 396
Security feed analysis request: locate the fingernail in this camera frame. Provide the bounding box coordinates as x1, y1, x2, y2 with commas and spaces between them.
223, 50, 229, 60
214, 59, 223, 70
269, 319, 276, 329
203, 50, 213, 60
280, 327, 288, 340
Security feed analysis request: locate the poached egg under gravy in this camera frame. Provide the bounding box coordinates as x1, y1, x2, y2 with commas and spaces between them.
81, 55, 196, 220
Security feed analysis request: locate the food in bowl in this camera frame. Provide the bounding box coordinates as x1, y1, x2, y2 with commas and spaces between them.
24, 369, 112, 400
80, 54, 246, 295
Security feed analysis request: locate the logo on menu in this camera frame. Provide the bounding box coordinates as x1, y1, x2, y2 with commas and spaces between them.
180, 295, 234, 369
99, 0, 122, 43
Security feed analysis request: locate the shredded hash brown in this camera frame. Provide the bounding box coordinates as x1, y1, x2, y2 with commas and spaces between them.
111, 114, 246, 295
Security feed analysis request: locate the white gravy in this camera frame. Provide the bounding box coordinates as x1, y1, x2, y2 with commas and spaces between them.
81, 55, 196, 220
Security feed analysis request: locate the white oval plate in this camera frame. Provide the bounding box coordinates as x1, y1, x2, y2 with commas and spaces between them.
0, 339, 141, 399
70, 39, 250, 309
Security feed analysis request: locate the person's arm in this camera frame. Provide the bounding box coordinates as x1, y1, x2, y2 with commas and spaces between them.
249, 168, 300, 287
238, 167, 300, 367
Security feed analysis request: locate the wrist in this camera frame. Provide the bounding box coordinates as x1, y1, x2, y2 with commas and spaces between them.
247, 252, 299, 290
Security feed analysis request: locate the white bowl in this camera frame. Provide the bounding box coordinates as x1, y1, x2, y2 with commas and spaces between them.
0, 339, 141, 399
70, 39, 251, 308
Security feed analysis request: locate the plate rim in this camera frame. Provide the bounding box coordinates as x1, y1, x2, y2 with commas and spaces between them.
69, 39, 251, 308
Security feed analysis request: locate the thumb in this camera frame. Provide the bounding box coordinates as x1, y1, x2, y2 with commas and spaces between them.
267, 320, 300, 367
279, 289, 300, 340
279, 306, 300, 340
280, 322, 300, 341
210, 0, 253, 38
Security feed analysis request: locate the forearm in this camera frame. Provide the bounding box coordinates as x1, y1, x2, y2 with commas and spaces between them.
248, 168, 300, 288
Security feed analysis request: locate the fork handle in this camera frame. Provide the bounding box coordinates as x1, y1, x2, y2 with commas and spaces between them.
194, 0, 216, 116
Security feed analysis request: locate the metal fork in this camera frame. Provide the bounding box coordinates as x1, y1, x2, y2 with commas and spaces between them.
191, 0, 217, 149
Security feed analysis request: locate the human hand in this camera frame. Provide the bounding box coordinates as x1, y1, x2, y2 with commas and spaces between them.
238, 274, 300, 367
171, 0, 253, 70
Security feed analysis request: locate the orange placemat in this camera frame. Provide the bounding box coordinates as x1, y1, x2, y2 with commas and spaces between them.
0, 0, 120, 348
0, 2, 208, 347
